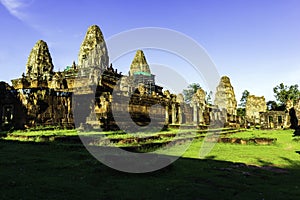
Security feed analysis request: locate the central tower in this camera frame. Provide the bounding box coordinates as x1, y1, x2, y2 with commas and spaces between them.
78, 25, 109, 71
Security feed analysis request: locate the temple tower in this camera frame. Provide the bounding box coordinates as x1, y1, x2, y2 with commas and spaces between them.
129, 50, 151, 76
214, 76, 237, 116
78, 25, 108, 70
26, 40, 54, 80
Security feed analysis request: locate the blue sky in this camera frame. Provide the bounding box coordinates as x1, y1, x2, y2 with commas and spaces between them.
0, 0, 300, 102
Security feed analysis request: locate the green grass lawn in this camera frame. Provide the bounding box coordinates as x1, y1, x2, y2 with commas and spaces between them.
1, 128, 300, 199
184, 129, 300, 168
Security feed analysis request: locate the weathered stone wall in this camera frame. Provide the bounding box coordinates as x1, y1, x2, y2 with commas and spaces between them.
191, 88, 206, 125
294, 99, 300, 123
260, 111, 286, 129
0, 82, 26, 130
19, 89, 73, 127
246, 95, 267, 124
284, 99, 300, 128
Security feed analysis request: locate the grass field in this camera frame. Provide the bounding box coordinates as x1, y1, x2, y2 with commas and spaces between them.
184, 129, 300, 168
1, 128, 300, 199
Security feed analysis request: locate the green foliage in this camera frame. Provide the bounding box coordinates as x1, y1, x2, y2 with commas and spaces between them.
9, 129, 78, 136
237, 107, 246, 116
239, 90, 250, 108
182, 83, 201, 103
273, 83, 300, 106
266, 100, 277, 111
266, 100, 285, 111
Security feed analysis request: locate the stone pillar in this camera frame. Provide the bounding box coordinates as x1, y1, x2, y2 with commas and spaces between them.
165, 106, 169, 125
178, 105, 182, 124
215, 112, 218, 121
193, 104, 198, 125
222, 109, 227, 123
172, 103, 176, 124
67, 97, 71, 123
210, 110, 214, 124
198, 108, 204, 124
284, 113, 290, 128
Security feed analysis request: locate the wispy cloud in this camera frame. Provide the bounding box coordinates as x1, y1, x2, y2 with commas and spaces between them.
0, 0, 33, 21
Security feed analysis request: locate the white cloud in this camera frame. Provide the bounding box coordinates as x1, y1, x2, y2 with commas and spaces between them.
0, 0, 33, 21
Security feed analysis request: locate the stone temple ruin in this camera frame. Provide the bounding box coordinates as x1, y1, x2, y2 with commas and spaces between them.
245, 94, 300, 129
246, 95, 267, 124
214, 76, 238, 127
0, 25, 299, 131
245, 95, 285, 129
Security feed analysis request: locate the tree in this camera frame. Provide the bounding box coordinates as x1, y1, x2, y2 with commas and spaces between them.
237, 90, 249, 117
266, 100, 285, 111
183, 83, 201, 103
237, 108, 246, 117
239, 90, 250, 108
273, 83, 300, 106
266, 100, 278, 111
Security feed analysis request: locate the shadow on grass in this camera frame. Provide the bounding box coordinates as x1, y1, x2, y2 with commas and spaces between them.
280, 157, 300, 169
257, 159, 273, 166
1, 139, 300, 199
